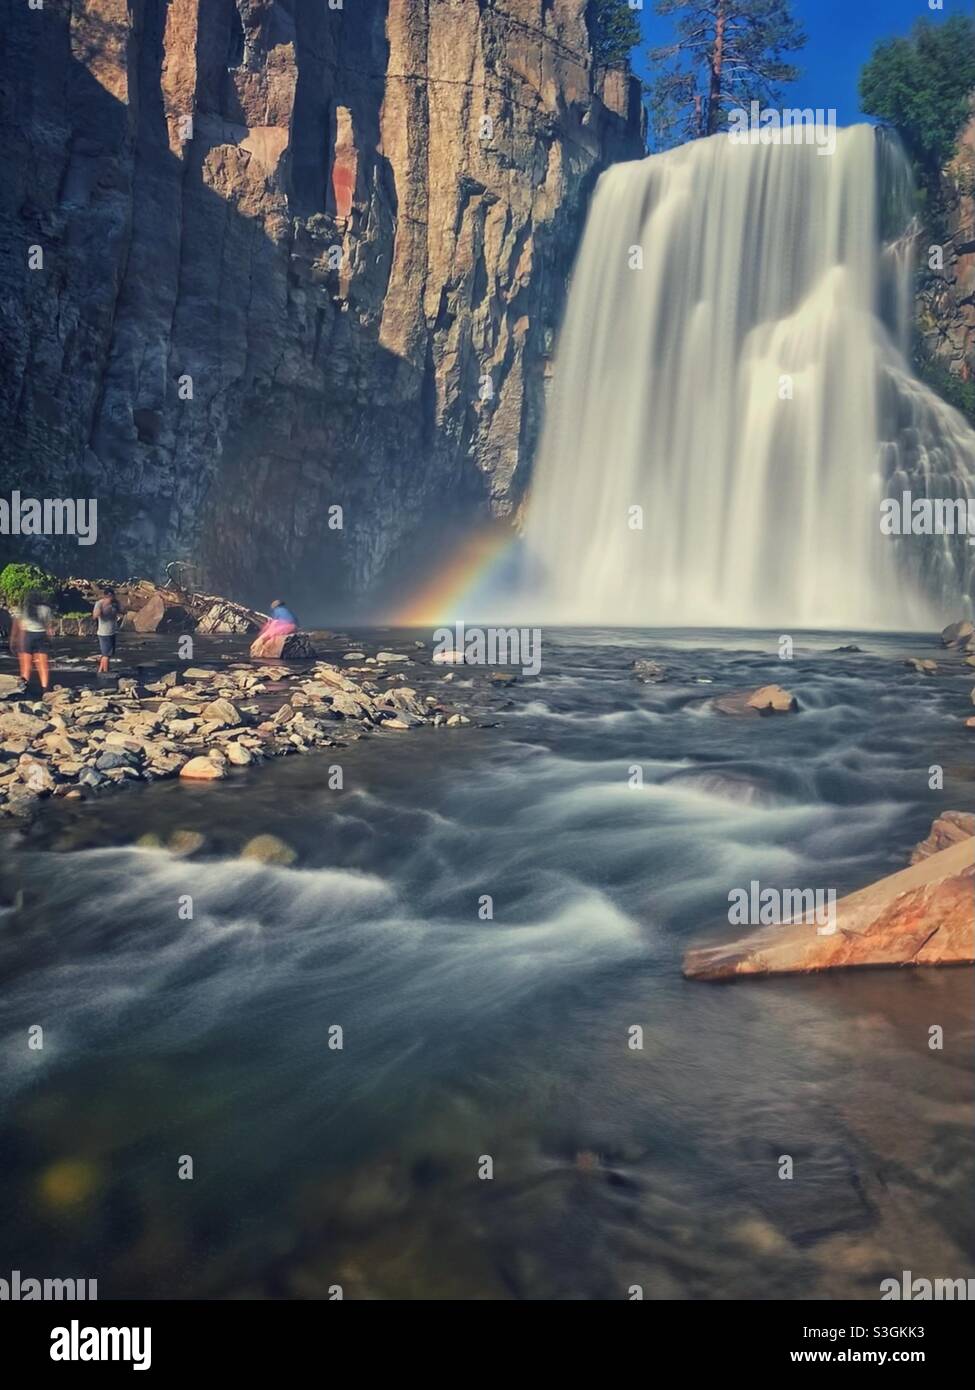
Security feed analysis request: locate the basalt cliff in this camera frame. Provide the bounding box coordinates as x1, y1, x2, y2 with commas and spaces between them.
0, 0, 643, 613
915, 113, 975, 414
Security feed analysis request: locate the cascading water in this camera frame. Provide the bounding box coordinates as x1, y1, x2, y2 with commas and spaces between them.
518, 126, 975, 628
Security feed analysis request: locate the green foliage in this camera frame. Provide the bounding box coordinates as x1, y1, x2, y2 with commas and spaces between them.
0, 562, 58, 610
649, 0, 805, 148
586, 0, 642, 68
859, 17, 975, 184
914, 349, 975, 430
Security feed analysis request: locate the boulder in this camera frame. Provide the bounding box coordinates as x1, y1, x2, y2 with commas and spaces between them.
201, 698, 242, 729
328, 691, 368, 719
179, 756, 226, 781
941, 620, 974, 648
910, 811, 975, 864
714, 685, 799, 716
250, 630, 315, 659
382, 687, 425, 717
683, 837, 974, 980
195, 601, 261, 635
128, 588, 193, 633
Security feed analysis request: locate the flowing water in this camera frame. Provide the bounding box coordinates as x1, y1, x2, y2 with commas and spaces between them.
1, 630, 973, 1299
520, 127, 975, 628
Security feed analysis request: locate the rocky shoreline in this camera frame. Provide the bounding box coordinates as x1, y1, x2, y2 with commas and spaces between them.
0, 641, 476, 826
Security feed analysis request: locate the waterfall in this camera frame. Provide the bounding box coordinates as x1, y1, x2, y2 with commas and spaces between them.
519, 126, 975, 629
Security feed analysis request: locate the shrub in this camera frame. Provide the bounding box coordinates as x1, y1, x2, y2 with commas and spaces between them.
0, 562, 58, 610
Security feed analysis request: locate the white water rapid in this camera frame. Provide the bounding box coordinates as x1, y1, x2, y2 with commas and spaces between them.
519, 126, 975, 628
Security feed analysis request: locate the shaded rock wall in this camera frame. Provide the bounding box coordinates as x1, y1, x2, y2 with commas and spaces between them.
0, 0, 644, 614
915, 115, 975, 391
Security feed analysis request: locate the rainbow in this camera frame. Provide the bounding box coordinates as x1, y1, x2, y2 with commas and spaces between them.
387, 524, 518, 625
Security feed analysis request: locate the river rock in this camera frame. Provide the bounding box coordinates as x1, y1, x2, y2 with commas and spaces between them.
905, 658, 937, 675
714, 685, 799, 716
910, 811, 975, 863
179, 756, 226, 780
250, 632, 317, 660
383, 687, 425, 717
225, 742, 253, 766
683, 837, 974, 980
201, 698, 242, 728
169, 829, 206, 857
95, 749, 142, 771
0, 674, 23, 700
0, 710, 49, 739
18, 757, 55, 794
941, 620, 974, 648
632, 659, 666, 683
195, 601, 261, 635
240, 833, 296, 866
375, 651, 410, 664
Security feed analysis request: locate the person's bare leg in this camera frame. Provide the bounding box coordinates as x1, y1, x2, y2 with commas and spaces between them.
36, 652, 50, 692
17, 650, 31, 682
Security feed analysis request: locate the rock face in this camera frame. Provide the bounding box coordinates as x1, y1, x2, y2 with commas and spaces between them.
916, 116, 975, 389
910, 810, 975, 864
683, 837, 974, 981
0, 0, 644, 610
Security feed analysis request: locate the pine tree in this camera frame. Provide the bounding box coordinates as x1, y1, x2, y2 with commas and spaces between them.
649, 0, 805, 148
586, 0, 643, 69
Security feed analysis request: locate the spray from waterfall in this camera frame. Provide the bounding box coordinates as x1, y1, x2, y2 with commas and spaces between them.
516, 126, 975, 629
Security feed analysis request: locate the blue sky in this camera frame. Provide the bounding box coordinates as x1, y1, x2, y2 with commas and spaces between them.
634, 0, 974, 126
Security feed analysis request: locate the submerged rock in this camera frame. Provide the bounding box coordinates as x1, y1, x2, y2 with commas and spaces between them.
168, 829, 206, 857
905, 658, 937, 675
714, 685, 799, 716
240, 833, 296, 866
683, 837, 974, 980
631, 659, 666, 683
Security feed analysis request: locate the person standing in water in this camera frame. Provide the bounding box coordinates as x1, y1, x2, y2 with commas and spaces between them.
93, 585, 122, 675
10, 590, 54, 694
